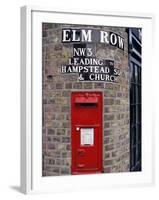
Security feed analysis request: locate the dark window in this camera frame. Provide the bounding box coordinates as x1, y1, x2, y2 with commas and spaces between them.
128, 28, 142, 171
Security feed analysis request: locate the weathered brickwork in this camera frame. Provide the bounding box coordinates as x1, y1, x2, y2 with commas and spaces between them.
42, 23, 130, 176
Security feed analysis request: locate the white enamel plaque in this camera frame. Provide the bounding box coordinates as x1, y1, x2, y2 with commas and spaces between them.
80, 128, 94, 145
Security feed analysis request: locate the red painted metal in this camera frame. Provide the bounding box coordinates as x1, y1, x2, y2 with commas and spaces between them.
71, 92, 103, 174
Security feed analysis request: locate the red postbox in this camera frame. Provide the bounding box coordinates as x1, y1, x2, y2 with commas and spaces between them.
71, 92, 103, 174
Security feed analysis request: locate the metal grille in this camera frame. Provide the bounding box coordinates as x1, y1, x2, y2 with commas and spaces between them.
128, 28, 142, 171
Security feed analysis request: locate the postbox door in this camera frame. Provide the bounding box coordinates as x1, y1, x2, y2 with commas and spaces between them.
71, 92, 103, 174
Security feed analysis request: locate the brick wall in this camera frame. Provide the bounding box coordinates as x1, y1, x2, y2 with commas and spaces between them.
42, 23, 130, 176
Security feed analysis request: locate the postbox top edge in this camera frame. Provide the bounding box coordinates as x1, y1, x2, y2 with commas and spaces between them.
74, 96, 98, 103
71, 91, 102, 96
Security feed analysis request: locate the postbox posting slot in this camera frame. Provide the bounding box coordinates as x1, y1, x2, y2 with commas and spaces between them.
76, 102, 97, 107
75, 97, 98, 107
